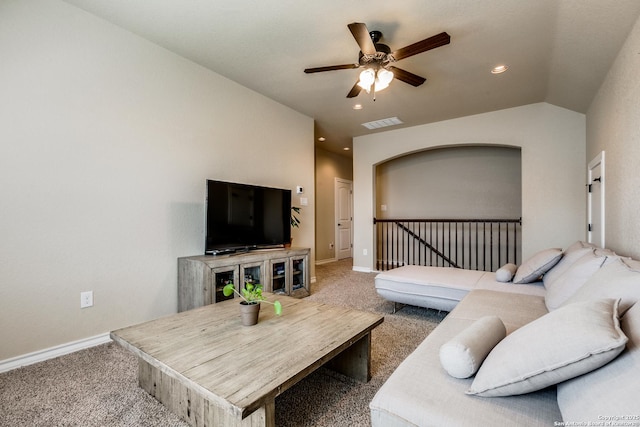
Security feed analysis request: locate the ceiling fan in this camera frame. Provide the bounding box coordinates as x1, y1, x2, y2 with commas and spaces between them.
304, 23, 451, 99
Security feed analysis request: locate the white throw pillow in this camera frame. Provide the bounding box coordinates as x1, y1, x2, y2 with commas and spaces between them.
439, 316, 506, 379
513, 248, 562, 284
495, 263, 517, 282
564, 240, 597, 254
563, 258, 640, 315
544, 249, 608, 311
557, 299, 640, 422
467, 299, 628, 397
543, 246, 594, 288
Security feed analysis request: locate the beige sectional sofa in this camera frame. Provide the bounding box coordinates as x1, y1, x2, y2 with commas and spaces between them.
370, 241, 640, 426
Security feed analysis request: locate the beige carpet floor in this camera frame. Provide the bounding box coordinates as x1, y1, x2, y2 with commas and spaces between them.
0, 258, 446, 427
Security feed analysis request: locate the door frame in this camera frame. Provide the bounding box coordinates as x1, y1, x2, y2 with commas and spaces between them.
334, 178, 353, 259
587, 151, 605, 247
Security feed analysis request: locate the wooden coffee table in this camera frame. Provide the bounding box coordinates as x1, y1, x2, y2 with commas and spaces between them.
111, 294, 384, 427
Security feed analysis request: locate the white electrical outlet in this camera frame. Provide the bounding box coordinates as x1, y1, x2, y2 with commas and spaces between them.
80, 291, 93, 308
363, 249, 368, 256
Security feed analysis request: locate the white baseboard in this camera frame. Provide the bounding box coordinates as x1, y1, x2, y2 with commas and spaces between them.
315, 257, 337, 265
352, 266, 373, 273
0, 333, 112, 373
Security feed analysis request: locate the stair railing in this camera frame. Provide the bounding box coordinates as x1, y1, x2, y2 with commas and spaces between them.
374, 218, 522, 272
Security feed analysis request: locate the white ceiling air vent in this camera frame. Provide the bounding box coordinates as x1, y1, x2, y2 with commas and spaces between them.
361, 116, 403, 130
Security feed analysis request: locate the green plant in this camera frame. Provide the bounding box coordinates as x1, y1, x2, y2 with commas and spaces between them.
222, 282, 282, 315
291, 206, 301, 228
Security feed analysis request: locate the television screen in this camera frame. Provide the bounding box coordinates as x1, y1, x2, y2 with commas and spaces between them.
205, 180, 291, 254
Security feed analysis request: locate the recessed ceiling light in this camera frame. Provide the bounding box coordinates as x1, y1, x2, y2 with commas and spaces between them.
491, 65, 509, 74
353, 104, 363, 110
318, 137, 326, 142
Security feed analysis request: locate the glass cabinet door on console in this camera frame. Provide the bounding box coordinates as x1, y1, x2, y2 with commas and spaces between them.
270, 258, 289, 295
211, 266, 239, 303
240, 261, 265, 290
290, 256, 309, 298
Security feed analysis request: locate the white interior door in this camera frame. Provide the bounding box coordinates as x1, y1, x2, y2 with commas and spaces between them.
587, 151, 605, 248
335, 178, 353, 260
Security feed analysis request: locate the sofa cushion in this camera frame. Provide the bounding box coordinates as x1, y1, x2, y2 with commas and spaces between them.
375, 266, 546, 312
439, 315, 506, 378
563, 257, 640, 315
543, 245, 594, 288
475, 273, 546, 297
544, 249, 608, 311
557, 298, 640, 422
495, 263, 517, 282
370, 290, 560, 427
513, 248, 563, 284
467, 298, 627, 397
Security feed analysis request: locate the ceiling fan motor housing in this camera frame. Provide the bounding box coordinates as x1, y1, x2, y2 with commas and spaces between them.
369, 30, 383, 43
358, 37, 392, 68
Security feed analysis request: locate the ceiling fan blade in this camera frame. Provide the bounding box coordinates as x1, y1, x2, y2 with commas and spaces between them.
304, 64, 359, 73
348, 22, 376, 55
346, 81, 362, 98
391, 32, 451, 61
389, 66, 426, 87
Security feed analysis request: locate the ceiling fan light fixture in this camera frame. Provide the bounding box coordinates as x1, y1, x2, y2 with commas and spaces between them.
374, 68, 393, 91
374, 80, 389, 91
378, 68, 394, 85
357, 67, 394, 93
357, 68, 376, 91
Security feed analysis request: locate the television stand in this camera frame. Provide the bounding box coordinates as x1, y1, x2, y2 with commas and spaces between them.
207, 248, 237, 256
178, 247, 310, 312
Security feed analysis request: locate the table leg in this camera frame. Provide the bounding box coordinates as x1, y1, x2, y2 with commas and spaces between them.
138, 358, 275, 427
326, 332, 372, 382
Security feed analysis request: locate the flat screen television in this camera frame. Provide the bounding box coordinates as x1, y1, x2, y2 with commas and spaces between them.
205, 179, 291, 254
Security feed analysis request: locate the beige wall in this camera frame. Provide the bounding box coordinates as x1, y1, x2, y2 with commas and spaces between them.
353, 103, 586, 271
376, 146, 522, 219
0, 1, 314, 360
586, 14, 640, 259
314, 148, 353, 262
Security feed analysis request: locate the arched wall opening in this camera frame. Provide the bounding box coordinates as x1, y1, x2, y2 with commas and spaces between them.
375, 145, 521, 219
373, 145, 522, 271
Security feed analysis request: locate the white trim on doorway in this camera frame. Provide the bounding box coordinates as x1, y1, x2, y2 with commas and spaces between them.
587, 151, 605, 247
335, 178, 354, 260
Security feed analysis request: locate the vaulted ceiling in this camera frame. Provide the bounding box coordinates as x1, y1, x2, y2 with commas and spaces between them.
63, 0, 640, 156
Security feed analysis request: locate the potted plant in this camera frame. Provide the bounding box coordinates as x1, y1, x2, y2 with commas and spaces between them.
291, 206, 302, 228
287, 206, 302, 248
222, 282, 282, 326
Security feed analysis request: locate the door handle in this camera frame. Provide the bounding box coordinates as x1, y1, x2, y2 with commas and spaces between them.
338, 223, 342, 226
